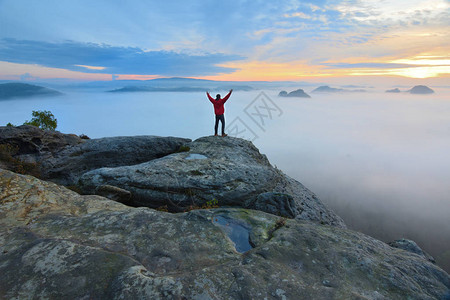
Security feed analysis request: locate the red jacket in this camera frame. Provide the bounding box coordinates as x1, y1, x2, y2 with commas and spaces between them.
207, 90, 232, 115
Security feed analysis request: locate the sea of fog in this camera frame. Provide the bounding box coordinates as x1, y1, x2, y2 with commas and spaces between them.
1, 88, 449, 270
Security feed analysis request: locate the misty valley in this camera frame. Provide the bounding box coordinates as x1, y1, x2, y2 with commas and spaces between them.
1, 83, 449, 273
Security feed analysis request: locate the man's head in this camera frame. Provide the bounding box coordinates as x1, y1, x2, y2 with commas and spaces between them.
216, 94, 221, 100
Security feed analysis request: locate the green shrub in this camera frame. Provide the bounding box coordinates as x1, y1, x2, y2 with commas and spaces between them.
183, 198, 219, 212
24, 110, 57, 131
6, 122, 15, 127
176, 145, 190, 152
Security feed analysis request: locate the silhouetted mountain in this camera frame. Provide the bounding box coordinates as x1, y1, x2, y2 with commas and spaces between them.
341, 85, 374, 89
312, 86, 344, 93
108, 86, 206, 93
279, 89, 311, 98
63, 77, 320, 91
0, 83, 62, 100
108, 85, 253, 93
409, 85, 435, 94
312, 86, 366, 93
386, 88, 401, 93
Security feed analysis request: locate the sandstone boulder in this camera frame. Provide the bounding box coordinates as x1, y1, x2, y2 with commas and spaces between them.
389, 238, 436, 263
1, 169, 448, 299
0, 125, 191, 186
40, 135, 191, 185
0, 125, 82, 159
79, 136, 345, 227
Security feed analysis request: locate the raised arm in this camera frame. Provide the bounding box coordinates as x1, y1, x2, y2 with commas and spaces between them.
222, 89, 233, 103
206, 91, 215, 103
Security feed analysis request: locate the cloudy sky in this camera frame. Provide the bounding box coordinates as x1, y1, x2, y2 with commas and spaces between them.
0, 0, 449, 82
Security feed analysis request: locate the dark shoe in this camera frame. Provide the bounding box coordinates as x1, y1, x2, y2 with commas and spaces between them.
221, 133, 228, 137
214, 134, 218, 136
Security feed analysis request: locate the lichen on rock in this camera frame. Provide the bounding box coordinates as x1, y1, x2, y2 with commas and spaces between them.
79, 136, 345, 227
0, 169, 449, 299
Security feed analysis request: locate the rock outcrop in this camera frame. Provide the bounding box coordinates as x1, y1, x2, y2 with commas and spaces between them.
388, 238, 436, 263
0, 125, 191, 186
79, 136, 345, 227
1, 127, 344, 226
312, 86, 366, 93
39, 135, 191, 186
0, 125, 83, 158
278, 89, 311, 98
312, 86, 344, 93
409, 85, 435, 94
1, 169, 449, 299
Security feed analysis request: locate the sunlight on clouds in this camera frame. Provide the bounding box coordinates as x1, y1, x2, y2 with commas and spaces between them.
0, 61, 110, 80
390, 58, 450, 66
201, 60, 338, 81
332, 0, 449, 23
283, 12, 311, 19
388, 54, 450, 78
202, 51, 450, 81
115, 74, 160, 80
349, 66, 450, 78
387, 66, 450, 78
75, 65, 106, 70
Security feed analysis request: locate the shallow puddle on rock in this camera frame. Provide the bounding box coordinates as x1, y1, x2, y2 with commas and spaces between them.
185, 153, 208, 160
212, 215, 253, 253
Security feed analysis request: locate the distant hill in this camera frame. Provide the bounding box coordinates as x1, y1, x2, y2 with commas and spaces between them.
311, 86, 366, 93
311, 86, 344, 93
108, 86, 207, 93
108, 85, 253, 93
409, 85, 435, 94
279, 89, 311, 98
386, 88, 401, 93
0, 83, 62, 100
67, 77, 317, 91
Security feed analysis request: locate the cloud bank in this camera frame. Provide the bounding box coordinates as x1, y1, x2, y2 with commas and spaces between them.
0, 38, 244, 76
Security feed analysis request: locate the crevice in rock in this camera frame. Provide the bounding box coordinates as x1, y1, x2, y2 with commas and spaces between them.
267, 217, 287, 242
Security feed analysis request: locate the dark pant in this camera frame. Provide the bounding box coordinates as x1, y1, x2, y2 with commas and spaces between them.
215, 114, 225, 135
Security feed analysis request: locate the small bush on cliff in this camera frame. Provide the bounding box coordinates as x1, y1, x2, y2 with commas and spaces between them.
183, 198, 219, 212
176, 145, 190, 152
24, 110, 57, 131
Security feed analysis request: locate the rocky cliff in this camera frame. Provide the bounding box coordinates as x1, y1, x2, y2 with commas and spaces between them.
78, 136, 344, 226
0, 169, 448, 299
0, 125, 191, 186
0, 126, 449, 299
1, 126, 344, 226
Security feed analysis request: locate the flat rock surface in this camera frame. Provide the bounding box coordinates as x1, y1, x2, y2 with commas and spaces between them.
40, 135, 191, 185
0, 125, 190, 186
1, 169, 449, 299
79, 136, 345, 227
